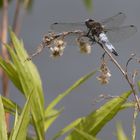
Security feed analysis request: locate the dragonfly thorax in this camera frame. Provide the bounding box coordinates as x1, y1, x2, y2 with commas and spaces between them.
85, 20, 104, 37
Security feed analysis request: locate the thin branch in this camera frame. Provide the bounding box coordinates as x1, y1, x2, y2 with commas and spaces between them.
97, 42, 140, 111
12, 0, 21, 35
26, 30, 84, 60
125, 54, 136, 73
98, 42, 126, 75
1, 0, 9, 130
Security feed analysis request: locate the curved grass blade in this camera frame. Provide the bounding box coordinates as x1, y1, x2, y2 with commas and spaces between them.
13, 108, 19, 129
46, 70, 96, 113
72, 128, 97, 140
0, 30, 45, 139
9, 91, 33, 140
2, 96, 21, 115
0, 95, 8, 140
53, 91, 132, 140
116, 123, 128, 140
45, 108, 63, 132
52, 118, 83, 140
65, 91, 131, 140
0, 57, 23, 92
137, 81, 140, 92
10, 30, 45, 139
120, 102, 134, 110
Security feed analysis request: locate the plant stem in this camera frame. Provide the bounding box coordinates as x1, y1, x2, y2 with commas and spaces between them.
1, 0, 9, 130
98, 42, 140, 111
12, 0, 20, 35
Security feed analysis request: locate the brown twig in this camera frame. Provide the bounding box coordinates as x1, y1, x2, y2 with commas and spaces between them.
26, 30, 84, 60
1, 0, 9, 130
12, 0, 21, 35
97, 42, 140, 111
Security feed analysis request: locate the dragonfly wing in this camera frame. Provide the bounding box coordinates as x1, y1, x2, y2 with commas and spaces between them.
101, 12, 126, 28
105, 25, 137, 43
50, 22, 88, 45
50, 22, 87, 32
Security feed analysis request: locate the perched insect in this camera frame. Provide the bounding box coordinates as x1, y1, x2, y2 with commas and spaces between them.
26, 12, 137, 60
51, 12, 137, 56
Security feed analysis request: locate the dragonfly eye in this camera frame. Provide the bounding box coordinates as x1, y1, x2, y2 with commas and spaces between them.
85, 19, 94, 22
85, 19, 95, 29
53, 22, 59, 25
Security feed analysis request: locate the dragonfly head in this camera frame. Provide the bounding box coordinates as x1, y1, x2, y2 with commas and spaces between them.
85, 19, 95, 24
85, 19, 95, 29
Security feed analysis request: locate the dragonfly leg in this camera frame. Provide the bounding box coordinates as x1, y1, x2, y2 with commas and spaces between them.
101, 52, 106, 60
86, 29, 92, 36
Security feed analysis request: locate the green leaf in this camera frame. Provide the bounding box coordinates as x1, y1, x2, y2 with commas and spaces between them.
52, 118, 83, 140
116, 123, 128, 140
72, 128, 97, 140
0, 57, 23, 92
0, 30, 45, 139
10, 30, 45, 139
120, 102, 135, 110
11, 31, 45, 139
65, 91, 131, 140
13, 108, 19, 129
0, 95, 8, 140
45, 108, 63, 132
83, 0, 93, 10
46, 70, 96, 113
9, 91, 33, 140
137, 81, 140, 92
2, 96, 21, 115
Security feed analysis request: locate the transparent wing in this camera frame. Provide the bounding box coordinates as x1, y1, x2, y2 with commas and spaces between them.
50, 12, 126, 32
105, 25, 137, 43
50, 22, 87, 32
50, 13, 136, 44
101, 12, 126, 28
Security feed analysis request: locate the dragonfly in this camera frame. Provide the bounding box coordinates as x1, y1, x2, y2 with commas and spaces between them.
50, 12, 137, 56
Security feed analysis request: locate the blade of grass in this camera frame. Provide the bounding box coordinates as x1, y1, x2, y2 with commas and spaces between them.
65, 91, 131, 140
45, 108, 63, 132
137, 81, 140, 92
10, 31, 45, 139
46, 70, 96, 113
52, 118, 83, 140
2, 96, 21, 114
9, 91, 33, 140
13, 107, 19, 129
0, 31, 45, 139
0, 56, 23, 92
0, 95, 8, 140
116, 123, 128, 140
73, 128, 97, 140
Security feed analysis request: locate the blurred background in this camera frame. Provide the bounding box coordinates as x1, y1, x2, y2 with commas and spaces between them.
1, 0, 140, 139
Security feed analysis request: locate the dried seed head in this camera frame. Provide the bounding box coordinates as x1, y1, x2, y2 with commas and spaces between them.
50, 47, 63, 57
76, 38, 91, 54
97, 75, 110, 84
50, 39, 66, 58
54, 39, 66, 48
97, 60, 111, 85
43, 33, 56, 46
